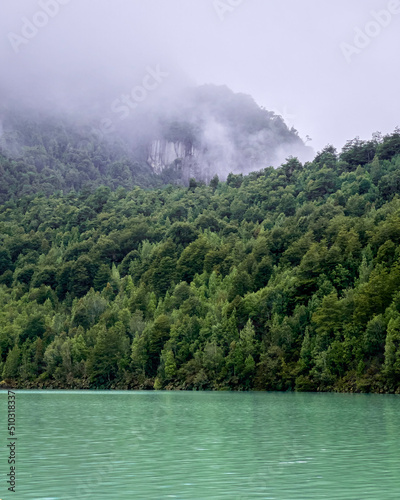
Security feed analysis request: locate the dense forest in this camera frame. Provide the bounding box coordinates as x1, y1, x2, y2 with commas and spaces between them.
1, 127, 400, 393
0, 109, 161, 202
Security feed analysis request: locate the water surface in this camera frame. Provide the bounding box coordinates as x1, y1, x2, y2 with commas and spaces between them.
1, 391, 399, 499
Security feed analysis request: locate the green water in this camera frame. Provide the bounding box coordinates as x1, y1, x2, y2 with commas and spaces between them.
1, 391, 400, 499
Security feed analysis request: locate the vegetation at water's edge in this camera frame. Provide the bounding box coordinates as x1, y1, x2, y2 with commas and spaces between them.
2, 131, 400, 392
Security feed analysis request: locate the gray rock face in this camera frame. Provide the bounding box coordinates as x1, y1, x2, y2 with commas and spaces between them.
143, 85, 314, 182
147, 139, 204, 181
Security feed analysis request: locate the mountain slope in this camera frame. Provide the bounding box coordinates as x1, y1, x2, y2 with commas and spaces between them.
0, 85, 311, 201
1, 130, 400, 392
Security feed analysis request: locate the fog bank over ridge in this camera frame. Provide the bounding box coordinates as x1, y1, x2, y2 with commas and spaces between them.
0, 0, 397, 159
0, 77, 313, 184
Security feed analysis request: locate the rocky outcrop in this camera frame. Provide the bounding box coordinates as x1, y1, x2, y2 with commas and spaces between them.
147, 139, 198, 174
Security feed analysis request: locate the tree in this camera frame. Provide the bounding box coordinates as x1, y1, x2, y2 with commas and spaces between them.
0, 248, 12, 275
147, 315, 171, 376
167, 223, 198, 247
71, 256, 95, 297
88, 322, 128, 386
177, 237, 210, 282
209, 175, 219, 190
227, 319, 257, 384
131, 332, 148, 375
3, 345, 21, 379
340, 137, 376, 167
0, 270, 13, 287
15, 265, 35, 285
384, 315, 400, 385
32, 266, 57, 289
20, 315, 46, 343
163, 349, 177, 379
151, 257, 177, 297
94, 264, 111, 291
281, 157, 302, 179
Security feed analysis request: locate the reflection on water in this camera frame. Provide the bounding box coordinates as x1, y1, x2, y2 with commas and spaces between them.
0, 391, 399, 499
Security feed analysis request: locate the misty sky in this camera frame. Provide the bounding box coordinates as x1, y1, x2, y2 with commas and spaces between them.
1, 0, 399, 152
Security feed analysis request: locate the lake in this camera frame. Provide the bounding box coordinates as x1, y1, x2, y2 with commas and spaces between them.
1, 391, 399, 499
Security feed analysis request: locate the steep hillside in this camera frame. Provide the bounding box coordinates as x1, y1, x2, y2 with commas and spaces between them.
0, 85, 311, 201
1, 130, 400, 392
145, 85, 311, 181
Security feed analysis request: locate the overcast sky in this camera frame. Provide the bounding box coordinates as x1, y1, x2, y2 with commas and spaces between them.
1, 0, 399, 152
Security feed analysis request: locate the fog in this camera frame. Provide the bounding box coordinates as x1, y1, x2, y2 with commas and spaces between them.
1, 0, 399, 155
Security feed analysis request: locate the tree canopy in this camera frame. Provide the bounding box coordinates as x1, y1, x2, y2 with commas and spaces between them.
1, 128, 400, 393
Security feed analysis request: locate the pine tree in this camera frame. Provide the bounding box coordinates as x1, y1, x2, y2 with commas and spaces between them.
3, 345, 21, 379
94, 264, 111, 291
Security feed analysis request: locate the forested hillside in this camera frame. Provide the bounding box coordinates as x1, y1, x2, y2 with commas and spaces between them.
0, 110, 160, 202
0, 85, 311, 199
1, 130, 400, 392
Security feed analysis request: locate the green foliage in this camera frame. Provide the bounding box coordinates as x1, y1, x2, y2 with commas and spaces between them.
20, 315, 46, 343
2, 129, 400, 392
87, 322, 129, 386
0, 249, 12, 275
94, 264, 111, 292
3, 345, 21, 379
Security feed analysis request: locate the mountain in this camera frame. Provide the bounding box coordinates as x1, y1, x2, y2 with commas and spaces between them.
1, 128, 400, 392
143, 85, 312, 182
0, 85, 312, 201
